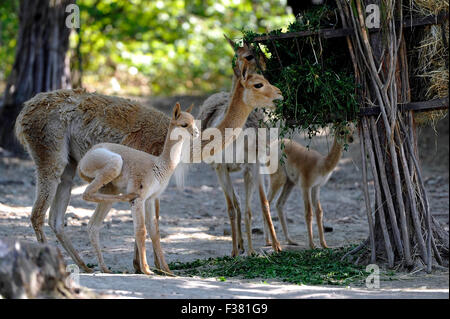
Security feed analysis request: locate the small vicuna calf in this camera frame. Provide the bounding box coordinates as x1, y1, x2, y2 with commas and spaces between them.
78, 103, 198, 275
267, 125, 354, 249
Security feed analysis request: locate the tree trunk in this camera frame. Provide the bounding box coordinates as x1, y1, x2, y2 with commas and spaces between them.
0, 239, 96, 298
0, 0, 74, 153
338, 0, 449, 271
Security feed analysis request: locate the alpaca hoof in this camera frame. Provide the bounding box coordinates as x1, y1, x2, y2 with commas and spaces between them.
101, 267, 112, 274
321, 243, 329, 249
231, 249, 239, 257
125, 193, 139, 201
247, 249, 257, 257
133, 261, 143, 274
142, 266, 154, 275
273, 241, 282, 252
162, 268, 174, 276
83, 266, 94, 274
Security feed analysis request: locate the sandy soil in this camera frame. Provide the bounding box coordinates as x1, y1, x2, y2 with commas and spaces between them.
0, 97, 448, 298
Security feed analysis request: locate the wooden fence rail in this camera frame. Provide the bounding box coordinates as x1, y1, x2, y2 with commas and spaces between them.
251, 13, 448, 43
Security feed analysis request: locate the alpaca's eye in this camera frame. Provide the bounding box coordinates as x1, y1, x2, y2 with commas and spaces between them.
245, 55, 254, 61
254, 83, 263, 88
181, 124, 188, 128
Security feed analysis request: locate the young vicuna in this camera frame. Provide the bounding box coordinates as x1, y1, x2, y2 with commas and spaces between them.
78, 103, 198, 275
267, 126, 354, 249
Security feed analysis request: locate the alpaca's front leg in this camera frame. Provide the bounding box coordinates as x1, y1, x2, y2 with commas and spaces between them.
131, 198, 153, 275
144, 198, 162, 271
215, 166, 241, 256
258, 175, 282, 253
132, 198, 162, 273
275, 181, 298, 246
145, 198, 173, 276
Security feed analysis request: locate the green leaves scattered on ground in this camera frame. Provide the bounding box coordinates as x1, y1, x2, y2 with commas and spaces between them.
169, 247, 369, 286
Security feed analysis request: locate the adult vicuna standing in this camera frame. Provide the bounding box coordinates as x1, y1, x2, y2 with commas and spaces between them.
198, 37, 281, 256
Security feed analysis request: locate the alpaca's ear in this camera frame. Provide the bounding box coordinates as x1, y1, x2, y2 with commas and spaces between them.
258, 52, 267, 71
224, 34, 235, 51
186, 103, 194, 113
172, 102, 181, 120
240, 59, 249, 82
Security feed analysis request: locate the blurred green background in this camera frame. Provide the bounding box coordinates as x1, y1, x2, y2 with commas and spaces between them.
0, 0, 293, 97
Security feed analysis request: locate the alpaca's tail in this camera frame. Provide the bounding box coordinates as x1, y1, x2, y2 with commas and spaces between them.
14, 104, 28, 147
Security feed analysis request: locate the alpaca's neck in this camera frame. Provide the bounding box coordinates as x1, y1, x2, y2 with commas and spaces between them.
159, 124, 185, 171
321, 136, 343, 174
230, 73, 239, 92
198, 80, 253, 159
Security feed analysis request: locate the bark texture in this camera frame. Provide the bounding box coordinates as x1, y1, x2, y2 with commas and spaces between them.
0, 0, 74, 152
0, 239, 94, 298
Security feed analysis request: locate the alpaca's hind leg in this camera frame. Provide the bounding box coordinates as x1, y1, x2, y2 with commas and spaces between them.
302, 188, 315, 249
225, 169, 245, 254
80, 152, 136, 203
215, 166, 241, 257
87, 202, 113, 273
131, 198, 152, 275
312, 186, 328, 248
31, 173, 59, 244
48, 160, 93, 272
243, 166, 256, 256
83, 176, 137, 203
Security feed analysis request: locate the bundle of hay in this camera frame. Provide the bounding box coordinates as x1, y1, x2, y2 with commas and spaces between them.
408, 0, 449, 125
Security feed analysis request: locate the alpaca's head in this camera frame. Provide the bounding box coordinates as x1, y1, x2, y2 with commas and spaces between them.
335, 124, 355, 145
171, 102, 199, 139
224, 35, 266, 77
239, 60, 283, 110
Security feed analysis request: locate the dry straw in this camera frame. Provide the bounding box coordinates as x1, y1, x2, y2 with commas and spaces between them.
408, 0, 449, 126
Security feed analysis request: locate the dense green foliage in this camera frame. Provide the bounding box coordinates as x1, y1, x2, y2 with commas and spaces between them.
169, 247, 369, 285
243, 5, 358, 137
0, 0, 293, 96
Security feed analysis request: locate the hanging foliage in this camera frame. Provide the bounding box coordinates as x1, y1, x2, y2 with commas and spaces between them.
242, 5, 359, 138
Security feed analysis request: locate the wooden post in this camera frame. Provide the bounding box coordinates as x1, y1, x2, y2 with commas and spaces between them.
339, 0, 449, 270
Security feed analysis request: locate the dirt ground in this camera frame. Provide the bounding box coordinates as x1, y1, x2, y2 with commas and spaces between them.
0, 96, 448, 298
